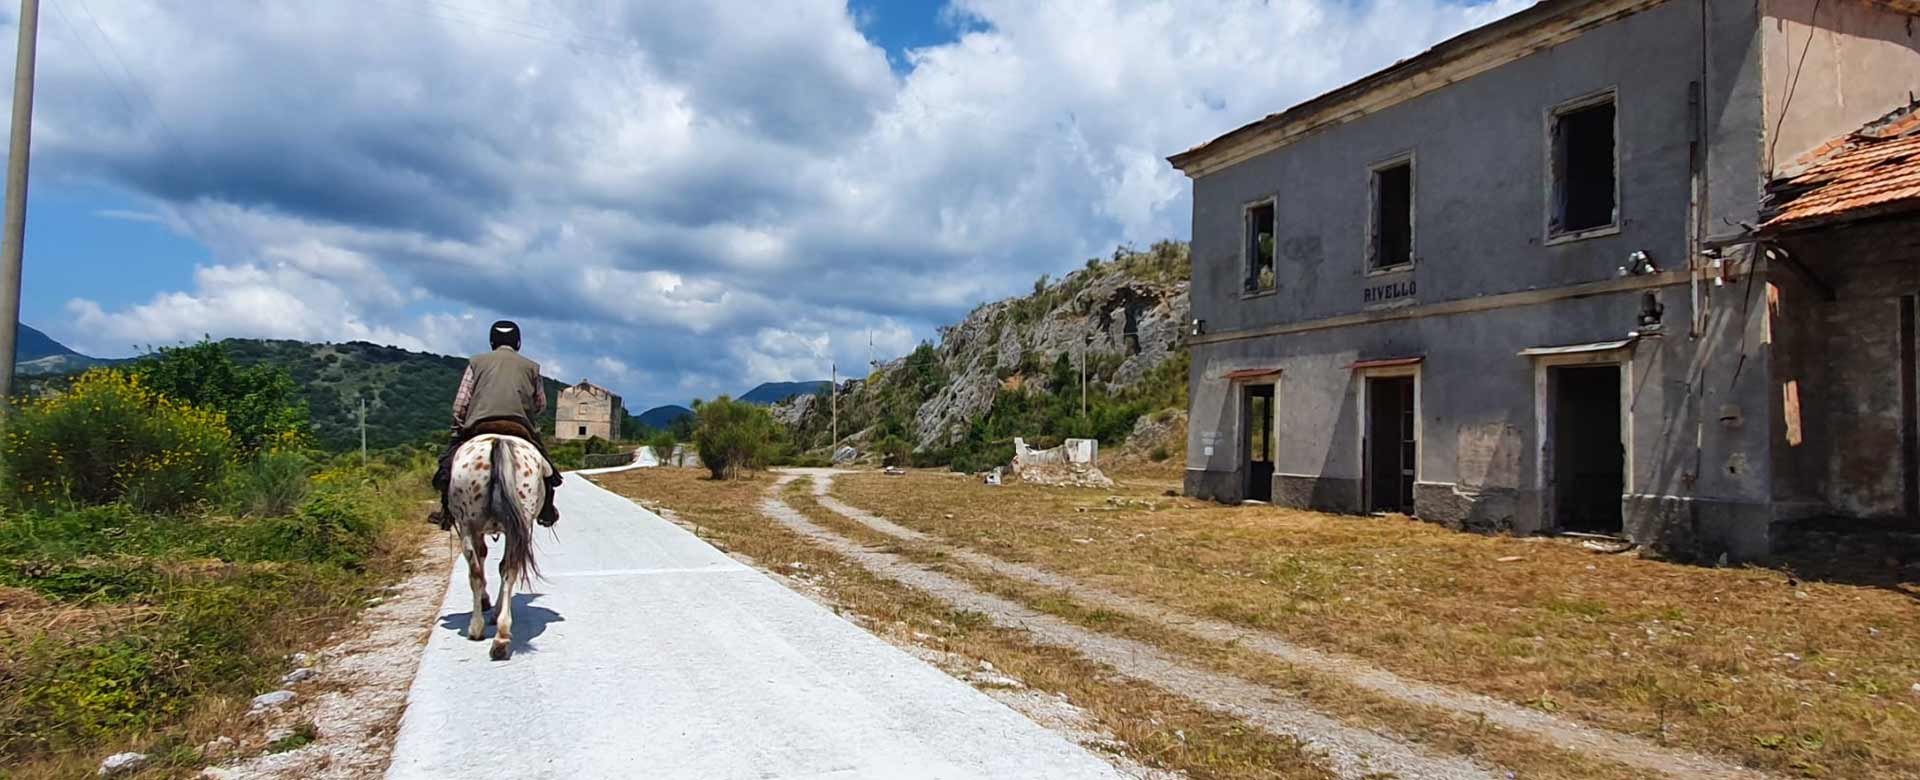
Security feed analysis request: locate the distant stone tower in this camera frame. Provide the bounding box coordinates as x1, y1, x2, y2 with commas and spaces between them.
555, 380, 623, 441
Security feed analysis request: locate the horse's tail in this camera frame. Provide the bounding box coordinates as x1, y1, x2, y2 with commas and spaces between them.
489, 437, 541, 587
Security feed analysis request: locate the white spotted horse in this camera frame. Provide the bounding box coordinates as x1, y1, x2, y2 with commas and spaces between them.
446, 432, 550, 660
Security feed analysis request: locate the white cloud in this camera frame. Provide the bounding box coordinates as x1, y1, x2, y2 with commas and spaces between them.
14, 0, 1525, 410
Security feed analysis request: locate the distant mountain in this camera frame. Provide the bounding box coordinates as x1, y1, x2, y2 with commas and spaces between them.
740, 380, 830, 406
637, 404, 693, 430
12, 323, 118, 375
17, 323, 79, 360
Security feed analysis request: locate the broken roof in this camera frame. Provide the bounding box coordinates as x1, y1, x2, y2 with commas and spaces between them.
1761, 102, 1920, 232
563, 380, 621, 399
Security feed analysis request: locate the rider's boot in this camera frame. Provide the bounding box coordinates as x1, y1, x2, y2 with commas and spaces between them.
427, 493, 452, 530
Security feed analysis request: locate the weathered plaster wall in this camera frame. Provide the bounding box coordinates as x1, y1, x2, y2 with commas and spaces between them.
1187, 278, 1776, 550
1761, 0, 1920, 172
1187, 0, 1765, 337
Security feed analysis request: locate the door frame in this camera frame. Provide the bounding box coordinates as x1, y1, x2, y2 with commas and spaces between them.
1531, 349, 1635, 533
1357, 363, 1421, 513
1238, 378, 1279, 501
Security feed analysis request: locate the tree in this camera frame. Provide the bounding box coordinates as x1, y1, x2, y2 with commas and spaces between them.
646, 429, 678, 462
134, 340, 311, 452
691, 396, 778, 479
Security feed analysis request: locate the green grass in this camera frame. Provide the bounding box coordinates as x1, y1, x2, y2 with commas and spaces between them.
0, 460, 428, 777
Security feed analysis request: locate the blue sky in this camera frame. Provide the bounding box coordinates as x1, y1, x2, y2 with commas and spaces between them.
5, 0, 1524, 410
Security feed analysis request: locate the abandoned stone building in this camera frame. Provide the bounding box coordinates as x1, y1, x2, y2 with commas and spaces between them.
1170, 0, 1920, 560
555, 380, 623, 441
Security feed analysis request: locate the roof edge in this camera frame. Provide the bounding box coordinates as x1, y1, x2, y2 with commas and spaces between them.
1168, 0, 1665, 177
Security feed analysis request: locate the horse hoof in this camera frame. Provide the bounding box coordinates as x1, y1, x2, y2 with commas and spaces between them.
467, 627, 485, 641
489, 640, 512, 661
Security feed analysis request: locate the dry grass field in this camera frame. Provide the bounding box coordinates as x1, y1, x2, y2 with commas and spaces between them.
828, 467, 1920, 780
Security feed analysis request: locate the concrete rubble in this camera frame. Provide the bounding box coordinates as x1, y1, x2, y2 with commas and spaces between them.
1013, 437, 1115, 488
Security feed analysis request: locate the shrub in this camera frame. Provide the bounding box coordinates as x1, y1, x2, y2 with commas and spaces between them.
228, 450, 312, 518
1148, 444, 1171, 462
3, 370, 231, 511
875, 435, 912, 467
645, 429, 678, 462
133, 340, 311, 452
692, 396, 778, 479
241, 487, 377, 568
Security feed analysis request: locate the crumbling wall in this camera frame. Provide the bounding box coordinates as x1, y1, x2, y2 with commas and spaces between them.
1012, 437, 1112, 487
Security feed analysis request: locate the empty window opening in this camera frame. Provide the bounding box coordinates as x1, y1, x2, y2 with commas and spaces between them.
1550, 365, 1623, 533
1366, 376, 1416, 513
1245, 201, 1276, 293
1551, 98, 1617, 235
1245, 384, 1275, 502
578, 425, 588, 436
1371, 161, 1413, 269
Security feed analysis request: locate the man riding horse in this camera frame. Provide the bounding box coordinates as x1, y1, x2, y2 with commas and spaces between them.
429, 320, 563, 529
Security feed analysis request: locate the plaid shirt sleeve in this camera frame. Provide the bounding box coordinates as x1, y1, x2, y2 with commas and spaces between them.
451, 366, 476, 428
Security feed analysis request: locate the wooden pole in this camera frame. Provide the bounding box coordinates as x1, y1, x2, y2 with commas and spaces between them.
0, 0, 39, 413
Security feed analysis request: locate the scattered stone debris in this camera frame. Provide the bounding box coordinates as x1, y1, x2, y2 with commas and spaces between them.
966, 659, 1029, 690
97, 752, 149, 777
249, 690, 295, 715
1102, 496, 1158, 511
200, 736, 237, 760
282, 668, 315, 685
1496, 556, 1525, 563
290, 652, 311, 667
883, 466, 906, 476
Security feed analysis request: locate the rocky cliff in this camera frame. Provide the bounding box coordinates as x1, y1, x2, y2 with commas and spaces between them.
779, 241, 1190, 456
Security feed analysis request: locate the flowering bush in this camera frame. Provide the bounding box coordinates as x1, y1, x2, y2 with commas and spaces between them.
3, 370, 232, 511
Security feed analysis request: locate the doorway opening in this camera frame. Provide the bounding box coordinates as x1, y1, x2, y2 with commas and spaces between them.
1550, 365, 1624, 533
1366, 376, 1416, 513
1244, 384, 1275, 502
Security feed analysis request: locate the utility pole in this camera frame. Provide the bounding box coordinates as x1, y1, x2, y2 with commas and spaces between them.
0, 0, 40, 414
359, 396, 368, 466
830, 361, 838, 449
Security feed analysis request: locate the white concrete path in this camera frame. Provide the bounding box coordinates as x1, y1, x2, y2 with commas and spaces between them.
385, 475, 1126, 780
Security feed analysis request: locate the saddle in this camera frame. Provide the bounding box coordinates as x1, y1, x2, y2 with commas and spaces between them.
468, 419, 536, 441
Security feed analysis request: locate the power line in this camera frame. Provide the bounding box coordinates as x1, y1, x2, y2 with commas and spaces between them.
64, 0, 193, 162
46, 2, 135, 126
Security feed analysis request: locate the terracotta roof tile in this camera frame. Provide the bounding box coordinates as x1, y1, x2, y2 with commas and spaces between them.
1763, 104, 1920, 231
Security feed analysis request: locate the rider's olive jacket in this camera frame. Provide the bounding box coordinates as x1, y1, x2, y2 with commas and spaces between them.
454, 346, 546, 433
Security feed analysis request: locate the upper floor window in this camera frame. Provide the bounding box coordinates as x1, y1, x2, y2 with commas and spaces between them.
1549, 92, 1618, 239
1369, 155, 1414, 271
1244, 199, 1276, 294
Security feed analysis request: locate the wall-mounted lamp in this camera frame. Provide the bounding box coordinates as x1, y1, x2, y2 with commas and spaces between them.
1618, 250, 1658, 277
1189, 318, 1206, 337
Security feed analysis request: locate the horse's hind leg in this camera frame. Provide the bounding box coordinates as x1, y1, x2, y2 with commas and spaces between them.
462, 527, 490, 641
490, 555, 516, 661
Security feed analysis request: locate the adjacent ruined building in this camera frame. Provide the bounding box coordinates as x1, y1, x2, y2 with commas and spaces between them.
1170, 0, 1920, 561
555, 380, 623, 441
